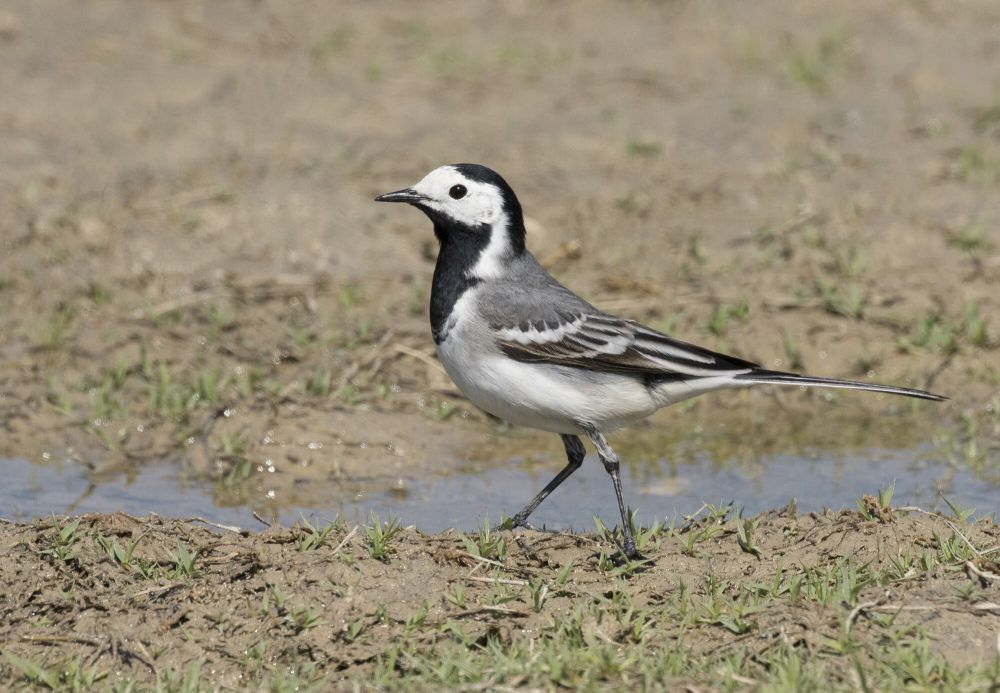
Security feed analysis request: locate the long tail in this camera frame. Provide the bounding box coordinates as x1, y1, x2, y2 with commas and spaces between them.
733, 369, 946, 402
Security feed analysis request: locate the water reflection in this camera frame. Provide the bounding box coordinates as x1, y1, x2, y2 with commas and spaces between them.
2, 443, 993, 532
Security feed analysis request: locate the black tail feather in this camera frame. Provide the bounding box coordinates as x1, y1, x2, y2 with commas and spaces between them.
734, 369, 946, 402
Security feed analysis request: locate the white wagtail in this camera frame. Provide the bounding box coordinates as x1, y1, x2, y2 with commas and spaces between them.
376, 163, 945, 559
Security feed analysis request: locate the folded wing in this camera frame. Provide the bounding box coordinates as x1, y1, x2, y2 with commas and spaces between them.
494, 310, 759, 378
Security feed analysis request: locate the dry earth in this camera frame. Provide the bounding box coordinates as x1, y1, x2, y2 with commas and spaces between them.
2, 509, 1000, 689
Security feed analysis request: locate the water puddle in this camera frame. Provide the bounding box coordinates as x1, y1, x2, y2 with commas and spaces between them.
3, 444, 993, 531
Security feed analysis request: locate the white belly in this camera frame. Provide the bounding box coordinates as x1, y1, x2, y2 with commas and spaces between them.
436, 325, 659, 435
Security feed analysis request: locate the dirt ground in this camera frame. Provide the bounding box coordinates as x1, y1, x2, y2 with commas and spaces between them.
1, 0, 999, 689
2, 510, 1000, 690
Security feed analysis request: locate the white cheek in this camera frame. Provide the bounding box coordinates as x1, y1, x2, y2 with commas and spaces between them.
427, 197, 498, 229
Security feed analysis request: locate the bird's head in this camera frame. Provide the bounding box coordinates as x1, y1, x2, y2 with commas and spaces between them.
376, 164, 526, 277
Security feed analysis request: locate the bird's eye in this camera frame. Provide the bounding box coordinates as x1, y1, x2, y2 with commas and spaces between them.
449, 184, 467, 200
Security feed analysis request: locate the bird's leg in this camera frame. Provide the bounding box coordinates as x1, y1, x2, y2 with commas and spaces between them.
495, 434, 586, 532
582, 425, 639, 560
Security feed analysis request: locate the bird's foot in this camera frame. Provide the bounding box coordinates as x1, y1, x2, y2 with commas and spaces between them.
623, 537, 639, 560
493, 513, 535, 533
606, 537, 653, 570
493, 514, 563, 534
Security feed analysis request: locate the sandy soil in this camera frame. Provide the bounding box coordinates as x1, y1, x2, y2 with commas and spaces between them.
1, 0, 999, 688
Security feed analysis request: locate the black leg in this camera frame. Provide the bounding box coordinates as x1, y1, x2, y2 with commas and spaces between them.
582, 425, 639, 560
496, 434, 586, 531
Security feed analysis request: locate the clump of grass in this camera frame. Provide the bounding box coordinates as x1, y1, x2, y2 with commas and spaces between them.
144, 360, 233, 424
93, 531, 158, 578
673, 521, 724, 558
296, 517, 343, 552
305, 369, 333, 397
156, 660, 204, 691
816, 280, 866, 319
801, 558, 875, 606
669, 502, 732, 558
365, 512, 403, 562
259, 584, 285, 616
343, 618, 364, 643
286, 323, 317, 351
829, 244, 867, 278
947, 222, 990, 254
258, 584, 324, 634
782, 329, 804, 370
170, 540, 200, 579
963, 301, 990, 347
444, 584, 467, 609
42, 303, 76, 349
705, 299, 750, 336
900, 311, 958, 354
81, 361, 129, 414
954, 146, 1000, 186
735, 515, 762, 558
460, 519, 507, 562
289, 605, 323, 633
697, 575, 759, 634
4, 653, 108, 690
932, 529, 978, 564
941, 495, 976, 523
41, 518, 82, 562
44, 378, 75, 417
527, 576, 549, 613
403, 604, 429, 634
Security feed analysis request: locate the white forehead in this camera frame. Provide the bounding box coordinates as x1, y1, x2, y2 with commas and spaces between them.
411, 165, 505, 227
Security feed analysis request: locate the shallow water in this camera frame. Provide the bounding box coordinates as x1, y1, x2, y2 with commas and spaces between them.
3, 443, 993, 531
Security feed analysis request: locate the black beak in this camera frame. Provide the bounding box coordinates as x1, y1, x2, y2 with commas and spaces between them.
374, 188, 425, 203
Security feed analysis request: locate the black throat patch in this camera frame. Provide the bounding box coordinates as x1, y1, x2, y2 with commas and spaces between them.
423, 211, 489, 344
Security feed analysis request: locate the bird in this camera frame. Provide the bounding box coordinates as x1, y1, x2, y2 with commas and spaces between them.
375, 163, 946, 560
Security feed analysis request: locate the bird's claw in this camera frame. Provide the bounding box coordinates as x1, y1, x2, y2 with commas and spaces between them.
493, 515, 546, 533
607, 535, 652, 567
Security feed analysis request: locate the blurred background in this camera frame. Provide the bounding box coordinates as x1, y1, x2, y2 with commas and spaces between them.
1, 1, 997, 530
